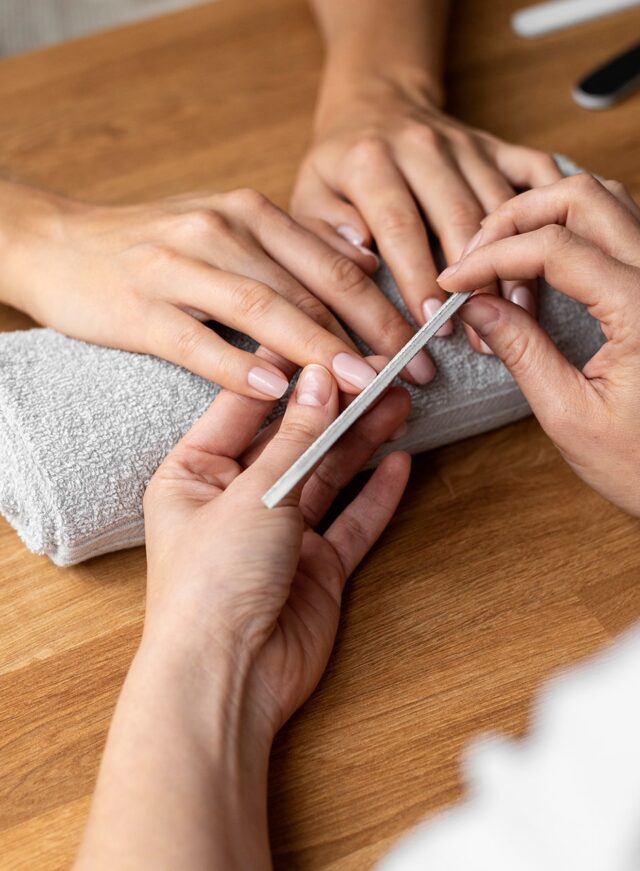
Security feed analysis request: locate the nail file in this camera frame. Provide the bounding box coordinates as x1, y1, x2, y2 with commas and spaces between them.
512, 0, 640, 38
262, 291, 472, 509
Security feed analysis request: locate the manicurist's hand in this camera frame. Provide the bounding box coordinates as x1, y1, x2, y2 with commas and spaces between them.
0, 180, 435, 396
438, 174, 640, 516
294, 0, 562, 354
76, 364, 411, 871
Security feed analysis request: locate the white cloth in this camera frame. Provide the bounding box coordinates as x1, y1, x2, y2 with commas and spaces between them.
380, 628, 640, 871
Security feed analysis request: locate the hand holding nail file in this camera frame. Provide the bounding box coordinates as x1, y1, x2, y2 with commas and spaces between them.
262, 291, 472, 509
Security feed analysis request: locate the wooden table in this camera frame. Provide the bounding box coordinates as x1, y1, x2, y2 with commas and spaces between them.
1, 1, 639, 867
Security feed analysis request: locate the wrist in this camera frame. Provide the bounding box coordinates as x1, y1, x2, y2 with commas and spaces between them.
0, 180, 68, 311
315, 62, 443, 134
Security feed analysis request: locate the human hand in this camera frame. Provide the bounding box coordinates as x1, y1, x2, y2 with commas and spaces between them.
142, 364, 411, 734
292, 75, 562, 352
438, 174, 640, 516
0, 181, 436, 397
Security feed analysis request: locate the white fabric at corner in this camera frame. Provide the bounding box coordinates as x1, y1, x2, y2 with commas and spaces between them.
380, 628, 640, 871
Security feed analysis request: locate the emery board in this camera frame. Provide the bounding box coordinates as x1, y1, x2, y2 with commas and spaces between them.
262, 291, 472, 509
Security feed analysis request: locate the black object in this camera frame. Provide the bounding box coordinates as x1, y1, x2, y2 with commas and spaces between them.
573, 41, 640, 109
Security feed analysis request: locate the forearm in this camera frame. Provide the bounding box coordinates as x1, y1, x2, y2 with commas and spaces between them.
75, 636, 273, 871
310, 0, 450, 112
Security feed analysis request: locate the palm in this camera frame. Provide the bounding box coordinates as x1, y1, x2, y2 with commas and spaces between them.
252, 530, 346, 730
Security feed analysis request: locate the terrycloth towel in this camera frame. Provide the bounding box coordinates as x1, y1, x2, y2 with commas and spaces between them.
0, 158, 603, 565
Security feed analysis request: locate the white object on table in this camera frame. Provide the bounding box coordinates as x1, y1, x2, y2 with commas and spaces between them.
512, 0, 640, 37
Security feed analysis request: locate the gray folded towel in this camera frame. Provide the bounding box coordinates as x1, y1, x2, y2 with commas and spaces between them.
0, 157, 602, 565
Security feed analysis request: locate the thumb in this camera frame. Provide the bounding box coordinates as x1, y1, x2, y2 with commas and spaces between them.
460, 294, 586, 435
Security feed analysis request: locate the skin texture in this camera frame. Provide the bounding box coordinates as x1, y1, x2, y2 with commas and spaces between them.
293, 0, 563, 354
76, 176, 640, 869
439, 174, 640, 516
0, 180, 439, 397
75, 366, 411, 870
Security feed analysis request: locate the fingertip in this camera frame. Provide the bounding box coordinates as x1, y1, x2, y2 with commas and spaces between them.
295, 363, 335, 407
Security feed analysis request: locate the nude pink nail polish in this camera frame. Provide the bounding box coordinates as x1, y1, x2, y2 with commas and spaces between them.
423, 298, 454, 337
248, 367, 289, 399
406, 350, 436, 385
332, 353, 377, 390
296, 365, 332, 407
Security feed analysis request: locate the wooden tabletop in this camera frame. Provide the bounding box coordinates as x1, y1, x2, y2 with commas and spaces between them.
1, 1, 639, 867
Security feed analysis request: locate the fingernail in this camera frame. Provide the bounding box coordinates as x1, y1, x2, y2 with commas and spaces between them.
437, 262, 461, 282
389, 422, 408, 441
355, 244, 380, 269
510, 285, 535, 316
461, 229, 484, 258
337, 224, 364, 246
459, 296, 500, 338
296, 364, 332, 407
332, 353, 377, 390
480, 340, 494, 355
406, 350, 436, 385
422, 298, 453, 337
248, 366, 289, 399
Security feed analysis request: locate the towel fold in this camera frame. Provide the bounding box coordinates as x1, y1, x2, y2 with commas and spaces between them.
0, 157, 602, 565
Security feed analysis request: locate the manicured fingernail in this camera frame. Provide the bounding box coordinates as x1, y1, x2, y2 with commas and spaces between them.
510, 285, 535, 316
296, 364, 332, 407
437, 262, 461, 281
459, 296, 501, 338
389, 422, 408, 441
461, 229, 484, 258
332, 353, 377, 390
355, 244, 380, 268
422, 298, 453, 336
406, 350, 436, 385
480, 340, 494, 355
248, 366, 289, 399
337, 224, 364, 246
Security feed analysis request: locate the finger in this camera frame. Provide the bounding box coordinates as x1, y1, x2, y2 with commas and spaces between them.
291, 163, 373, 248
602, 179, 640, 222
398, 141, 495, 351
476, 174, 640, 267
300, 386, 411, 527
489, 143, 563, 189
457, 294, 588, 438
149, 252, 380, 394
438, 227, 640, 336
454, 145, 539, 320
324, 452, 411, 579
253, 200, 436, 385
341, 141, 443, 329
243, 364, 340, 506
145, 303, 291, 399
294, 215, 380, 275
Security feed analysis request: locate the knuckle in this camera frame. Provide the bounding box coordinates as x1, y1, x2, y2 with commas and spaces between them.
499, 326, 534, 374
180, 208, 227, 238
378, 206, 420, 236
375, 313, 411, 349
404, 124, 444, 151
295, 294, 335, 329
569, 172, 601, 195
229, 187, 271, 213
234, 279, 274, 321
173, 324, 205, 362
348, 136, 389, 167
278, 418, 322, 445
543, 223, 573, 250
446, 199, 484, 231
327, 255, 369, 295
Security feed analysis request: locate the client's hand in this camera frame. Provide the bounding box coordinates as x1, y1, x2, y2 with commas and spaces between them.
0, 180, 434, 399
292, 76, 562, 352
77, 366, 410, 870
438, 174, 640, 516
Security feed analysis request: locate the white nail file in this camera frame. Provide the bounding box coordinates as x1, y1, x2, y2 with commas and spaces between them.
512, 0, 640, 38
262, 291, 472, 509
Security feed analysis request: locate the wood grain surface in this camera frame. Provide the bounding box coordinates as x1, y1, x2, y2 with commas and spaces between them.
1, 1, 639, 868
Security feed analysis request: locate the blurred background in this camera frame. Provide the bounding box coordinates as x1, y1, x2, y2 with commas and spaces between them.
0, 0, 211, 56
